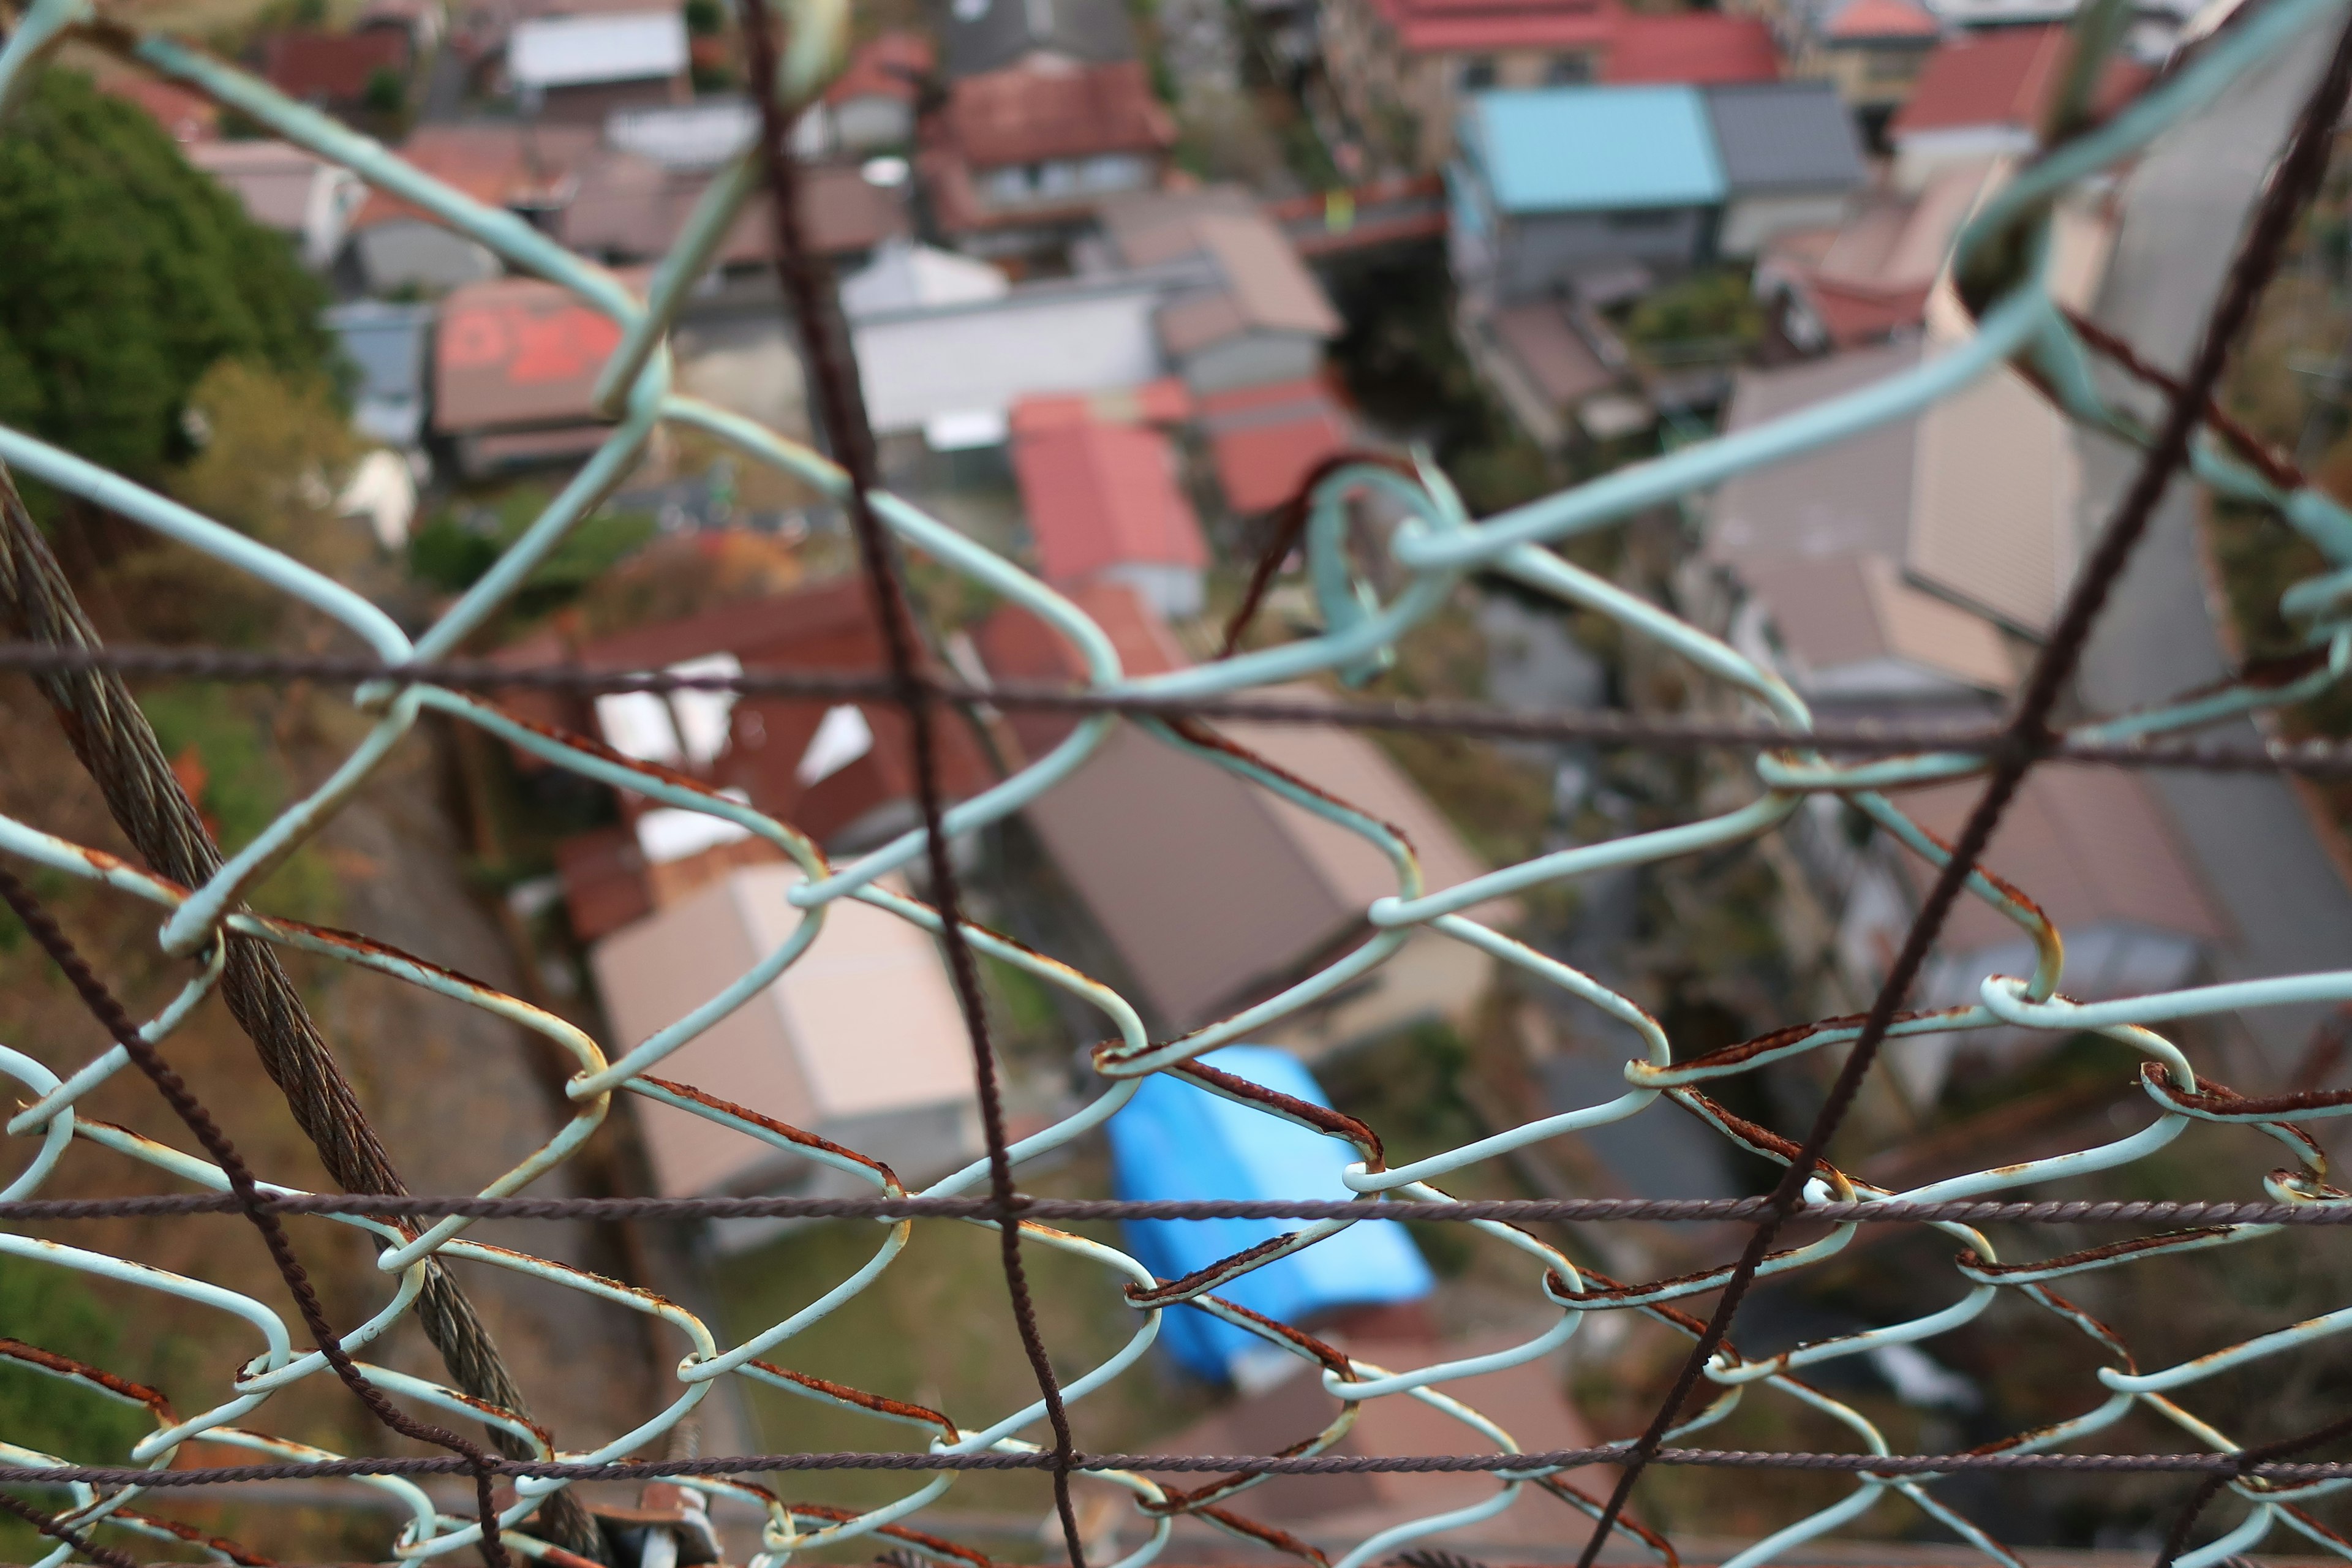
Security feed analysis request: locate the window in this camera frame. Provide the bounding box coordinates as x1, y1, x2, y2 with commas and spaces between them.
1545, 52, 1592, 83
1459, 54, 1498, 89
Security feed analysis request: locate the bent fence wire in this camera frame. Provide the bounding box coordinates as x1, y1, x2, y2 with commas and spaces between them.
7, 0, 2352, 1560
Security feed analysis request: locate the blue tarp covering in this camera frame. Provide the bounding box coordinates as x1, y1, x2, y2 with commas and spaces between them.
1107, 1046, 1434, 1384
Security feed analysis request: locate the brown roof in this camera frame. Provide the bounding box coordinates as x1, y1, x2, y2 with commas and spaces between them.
1102, 190, 1341, 355
826, 30, 933, 105
353, 121, 598, 228
974, 581, 1189, 760
560, 152, 909, 263
930, 58, 1174, 169
261, 28, 411, 104
1891, 24, 2150, 137
1712, 341, 1921, 568
1740, 551, 2013, 692
1491, 300, 1613, 406
100, 74, 220, 141
1886, 767, 2224, 951
976, 591, 1492, 1027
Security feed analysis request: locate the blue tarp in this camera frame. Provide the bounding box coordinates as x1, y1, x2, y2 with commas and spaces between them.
1107, 1046, 1434, 1384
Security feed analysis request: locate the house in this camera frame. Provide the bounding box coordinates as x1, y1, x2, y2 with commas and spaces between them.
1800, 0, 1942, 141
260, 28, 413, 116
1011, 412, 1208, 618
187, 140, 362, 271
848, 266, 1169, 447
101, 72, 219, 143
325, 300, 434, 450
603, 97, 761, 168
975, 584, 1506, 1044
1449, 85, 1726, 307
507, 9, 690, 122
1888, 23, 2149, 188
1457, 295, 1621, 450
919, 59, 1176, 257
347, 122, 597, 293
1700, 81, 1866, 257
589, 864, 982, 1213
1196, 378, 1355, 515
1101, 187, 1345, 396
516, 581, 995, 940
1109, 1046, 1433, 1384
1320, 0, 1778, 167
940, 0, 1136, 78
432, 272, 628, 474
821, 31, 934, 151
560, 146, 909, 270
356, 0, 448, 53
1829, 769, 2222, 1107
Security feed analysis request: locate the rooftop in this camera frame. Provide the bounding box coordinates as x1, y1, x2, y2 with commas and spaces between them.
434, 272, 628, 432
260, 28, 411, 104
1197, 378, 1354, 515
1890, 23, 2150, 136
1822, 0, 1940, 40
940, 0, 1136, 78
1461, 85, 1725, 213
1605, 12, 1781, 85
928, 58, 1174, 170
352, 121, 598, 227
187, 139, 342, 232
1013, 418, 1208, 585
1700, 80, 1867, 194
827, 30, 934, 103
508, 9, 688, 87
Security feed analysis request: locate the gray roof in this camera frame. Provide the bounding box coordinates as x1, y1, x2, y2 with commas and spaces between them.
1701, 81, 1868, 195
939, 0, 1133, 78
1708, 340, 1920, 570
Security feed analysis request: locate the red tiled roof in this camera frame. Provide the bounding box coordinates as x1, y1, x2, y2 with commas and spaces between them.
1015, 419, 1208, 585
260, 28, 411, 104
826, 30, 933, 105
1889, 23, 2062, 133
101, 74, 220, 141
353, 121, 599, 228
931, 59, 1175, 169
1825, 0, 1939, 40
1367, 0, 1623, 54
434, 271, 641, 432
1197, 379, 1354, 516
1604, 12, 1779, 84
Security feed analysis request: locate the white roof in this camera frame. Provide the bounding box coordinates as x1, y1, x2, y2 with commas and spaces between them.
605, 97, 758, 168
851, 279, 1164, 434
510, 10, 687, 88
840, 239, 1009, 317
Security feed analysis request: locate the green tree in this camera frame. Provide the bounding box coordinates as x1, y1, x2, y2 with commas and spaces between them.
0, 69, 334, 485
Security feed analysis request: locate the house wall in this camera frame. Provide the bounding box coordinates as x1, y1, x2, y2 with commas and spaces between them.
353, 219, 500, 293
1176, 331, 1326, 396
1100, 561, 1206, 621
1717, 187, 1854, 257
833, 93, 914, 150
1812, 41, 1934, 116
970, 153, 1159, 214
1493, 206, 1709, 302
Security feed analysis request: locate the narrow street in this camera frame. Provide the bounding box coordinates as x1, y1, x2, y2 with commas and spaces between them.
2071, 37, 2352, 1069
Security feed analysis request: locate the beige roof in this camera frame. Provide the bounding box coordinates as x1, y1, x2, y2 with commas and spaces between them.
186, 140, 335, 232
1885, 768, 2225, 952
1193, 212, 1343, 337
1711, 341, 1922, 568
1906, 313, 2079, 635
1742, 552, 2015, 693
589, 866, 977, 1196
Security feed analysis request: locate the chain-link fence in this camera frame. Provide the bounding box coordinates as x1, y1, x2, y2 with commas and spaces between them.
6, 0, 2352, 1563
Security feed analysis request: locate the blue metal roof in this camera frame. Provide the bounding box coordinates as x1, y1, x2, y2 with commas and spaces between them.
1461, 85, 1727, 214
1107, 1046, 1434, 1384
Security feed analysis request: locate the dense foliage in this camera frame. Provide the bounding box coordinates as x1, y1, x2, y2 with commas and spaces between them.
0, 69, 333, 483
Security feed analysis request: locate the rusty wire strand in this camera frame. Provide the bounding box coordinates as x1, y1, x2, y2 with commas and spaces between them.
1573, 16, 2352, 1566
0, 863, 521, 1568
729, 13, 1087, 1562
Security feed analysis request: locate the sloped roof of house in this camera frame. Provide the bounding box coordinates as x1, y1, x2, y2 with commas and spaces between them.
1197, 378, 1354, 515
1701, 80, 1866, 195
1741, 551, 2013, 693
1461, 85, 1725, 214
1823, 0, 1940, 40
1889, 22, 2148, 137
841, 238, 1009, 315
352, 121, 598, 227
561, 152, 910, 263
100, 73, 219, 141
930, 58, 1174, 168
1887, 768, 2224, 951
1605, 12, 1781, 85
1014, 418, 1207, 584
1711, 341, 1921, 568
261, 28, 410, 103
940, 0, 1136, 78
828, 30, 935, 104
434, 272, 628, 431
187, 140, 339, 232
508, 8, 687, 86
1359, 0, 1623, 56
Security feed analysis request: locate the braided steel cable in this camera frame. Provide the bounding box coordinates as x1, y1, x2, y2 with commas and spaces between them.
5, 0, 2352, 1562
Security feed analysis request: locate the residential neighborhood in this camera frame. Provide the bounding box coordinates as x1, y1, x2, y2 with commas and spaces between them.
7, 0, 2352, 1559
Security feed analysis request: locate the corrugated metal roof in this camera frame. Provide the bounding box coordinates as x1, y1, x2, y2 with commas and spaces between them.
1109, 1046, 1433, 1383
1461, 85, 1724, 214
508, 9, 687, 88
1701, 81, 1866, 195
1013, 418, 1207, 582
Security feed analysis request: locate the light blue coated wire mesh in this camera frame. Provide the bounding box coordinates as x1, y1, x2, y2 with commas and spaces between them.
5, 0, 2352, 1561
